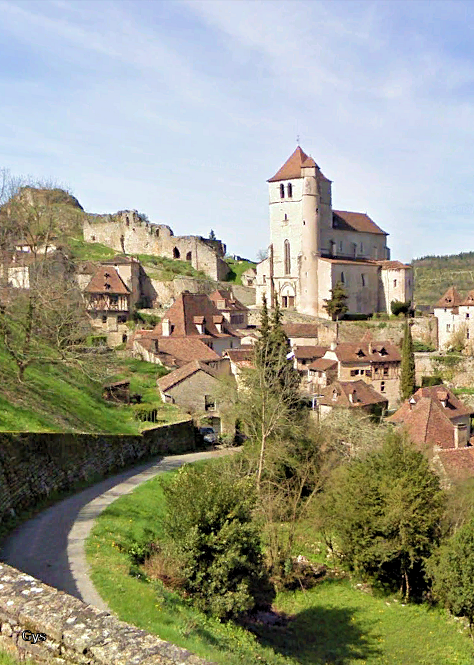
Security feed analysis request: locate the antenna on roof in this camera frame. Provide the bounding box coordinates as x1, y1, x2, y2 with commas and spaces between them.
296, 134, 300, 146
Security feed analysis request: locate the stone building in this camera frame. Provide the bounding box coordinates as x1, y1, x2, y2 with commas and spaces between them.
256, 147, 413, 317
317, 379, 388, 419
433, 286, 474, 350
388, 385, 473, 449
209, 289, 248, 327
84, 266, 131, 347
83, 210, 229, 281
307, 340, 401, 408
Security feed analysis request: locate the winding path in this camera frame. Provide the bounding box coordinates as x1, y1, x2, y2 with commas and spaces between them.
1, 449, 232, 612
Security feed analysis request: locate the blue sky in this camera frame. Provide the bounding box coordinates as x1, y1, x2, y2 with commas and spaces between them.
1, 0, 474, 263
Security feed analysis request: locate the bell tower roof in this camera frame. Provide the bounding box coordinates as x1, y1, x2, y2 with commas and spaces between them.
268, 146, 330, 182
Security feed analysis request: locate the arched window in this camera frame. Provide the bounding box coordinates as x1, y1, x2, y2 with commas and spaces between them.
287, 183, 293, 198
186, 251, 192, 262
284, 239, 291, 275
173, 247, 181, 259
340, 271, 345, 284
280, 183, 285, 199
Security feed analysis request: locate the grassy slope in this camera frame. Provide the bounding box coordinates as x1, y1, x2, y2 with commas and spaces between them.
86, 470, 474, 665
224, 258, 257, 285
414, 251, 474, 306
0, 346, 182, 433
0, 651, 33, 665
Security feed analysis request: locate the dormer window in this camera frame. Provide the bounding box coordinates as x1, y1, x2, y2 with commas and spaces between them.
280, 184, 285, 199
105, 283, 111, 290
332, 390, 338, 401
104, 272, 110, 278
356, 349, 365, 357
217, 299, 225, 309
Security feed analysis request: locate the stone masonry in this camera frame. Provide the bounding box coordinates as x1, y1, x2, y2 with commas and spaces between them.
83, 211, 229, 282
0, 563, 212, 664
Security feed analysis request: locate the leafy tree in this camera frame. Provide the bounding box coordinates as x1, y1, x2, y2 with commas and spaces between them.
256, 248, 268, 262
400, 320, 416, 400
323, 434, 444, 599
391, 300, 411, 317
323, 281, 348, 320
208, 229, 217, 240
160, 462, 274, 619
428, 518, 474, 637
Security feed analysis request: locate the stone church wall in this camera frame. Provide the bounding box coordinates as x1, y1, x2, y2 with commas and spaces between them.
0, 562, 210, 664
83, 211, 229, 281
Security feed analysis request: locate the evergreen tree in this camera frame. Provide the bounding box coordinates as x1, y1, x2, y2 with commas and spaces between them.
209, 229, 217, 240
323, 281, 348, 321
400, 319, 416, 400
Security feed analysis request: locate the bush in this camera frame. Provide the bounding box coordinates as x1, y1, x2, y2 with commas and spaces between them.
391, 300, 411, 317
413, 341, 436, 352
160, 463, 275, 619
422, 376, 444, 387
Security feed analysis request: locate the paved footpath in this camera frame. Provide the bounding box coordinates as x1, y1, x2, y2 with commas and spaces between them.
1, 449, 233, 613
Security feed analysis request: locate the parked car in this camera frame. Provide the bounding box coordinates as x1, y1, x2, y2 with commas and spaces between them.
199, 427, 218, 444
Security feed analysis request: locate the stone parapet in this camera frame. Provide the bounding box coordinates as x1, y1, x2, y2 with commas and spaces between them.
0, 563, 212, 664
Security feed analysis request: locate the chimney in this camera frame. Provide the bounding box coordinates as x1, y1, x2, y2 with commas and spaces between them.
409, 396, 416, 411
162, 318, 171, 336
349, 390, 356, 404
454, 423, 468, 449
330, 341, 337, 351
368, 342, 373, 354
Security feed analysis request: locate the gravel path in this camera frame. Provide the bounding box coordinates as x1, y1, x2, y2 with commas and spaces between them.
1, 449, 233, 612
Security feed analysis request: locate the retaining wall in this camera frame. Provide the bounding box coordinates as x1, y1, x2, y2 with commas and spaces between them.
0, 421, 195, 526
0, 562, 211, 664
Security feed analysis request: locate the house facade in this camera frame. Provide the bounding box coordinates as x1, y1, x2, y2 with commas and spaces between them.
317, 380, 388, 419
433, 286, 474, 350
256, 147, 413, 318
84, 266, 131, 347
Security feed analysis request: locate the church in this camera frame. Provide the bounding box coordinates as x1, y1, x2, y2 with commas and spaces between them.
256, 147, 413, 318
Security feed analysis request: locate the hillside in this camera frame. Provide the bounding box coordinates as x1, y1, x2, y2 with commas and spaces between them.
0, 344, 185, 433
413, 252, 474, 306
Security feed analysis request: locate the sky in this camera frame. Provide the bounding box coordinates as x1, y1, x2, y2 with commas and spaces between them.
1, 1, 474, 263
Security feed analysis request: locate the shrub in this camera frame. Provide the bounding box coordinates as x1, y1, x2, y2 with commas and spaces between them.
413, 341, 436, 352
421, 376, 444, 387
391, 300, 411, 317
160, 463, 275, 619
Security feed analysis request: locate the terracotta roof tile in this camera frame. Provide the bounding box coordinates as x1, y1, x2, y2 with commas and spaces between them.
318, 380, 387, 408
225, 348, 254, 362
155, 293, 239, 338
209, 289, 247, 312
158, 360, 219, 393
332, 342, 401, 364
282, 323, 320, 338
435, 286, 463, 308
461, 290, 474, 306
294, 345, 327, 360
437, 448, 474, 480
268, 147, 330, 182
332, 210, 387, 236
85, 266, 130, 295
308, 358, 338, 371
378, 260, 412, 270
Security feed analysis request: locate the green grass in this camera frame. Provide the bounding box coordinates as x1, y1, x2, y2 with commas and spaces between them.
0, 345, 183, 433
224, 258, 257, 285
86, 468, 474, 665
135, 254, 209, 281
0, 650, 33, 664
67, 237, 117, 261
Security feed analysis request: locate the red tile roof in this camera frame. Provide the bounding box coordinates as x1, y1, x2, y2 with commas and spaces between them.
294, 345, 327, 360
154, 292, 239, 339
225, 348, 254, 362
84, 266, 130, 295
378, 260, 412, 270
282, 323, 320, 339
437, 448, 474, 481
435, 286, 463, 308
268, 147, 330, 182
135, 333, 220, 366
158, 360, 219, 393
461, 290, 474, 306
387, 386, 473, 449
209, 289, 247, 312
318, 380, 387, 409
332, 210, 387, 236
332, 342, 401, 364
308, 358, 338, 372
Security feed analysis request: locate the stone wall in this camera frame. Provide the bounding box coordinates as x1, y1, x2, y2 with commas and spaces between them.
0, 421, 195, 526
83, 211, 229, 281
0, 562, 210, 664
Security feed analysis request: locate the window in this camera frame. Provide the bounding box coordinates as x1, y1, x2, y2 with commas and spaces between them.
263, 275, 266, 283
122, 333, 127, 343
467, 313, 470, 319
186, 251, 192, 262
365, 370, 372, 377
118, 314, 127, 323
360, 242, 364, 253
340, 271, 345, 284
383, 366, 389, 376
447, 324, 451, 332
110, 295, 118, 304
350, 369, 359, 376
280, 183, 285, 198
284, 213, 288, 220
394, 279, 397, 287
102, 315, 107, 324
204, 395, 216, 411
282, 296, 288, 308
339, 241, 343, 252
361, 274, 366, 287
284, 239, 291, 274
91, 235, 96, 241
287, 183, 293, 198
173, 247, 180, 259
380, 381, 385, 392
